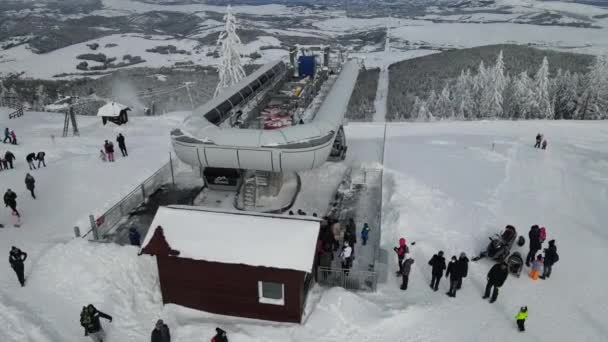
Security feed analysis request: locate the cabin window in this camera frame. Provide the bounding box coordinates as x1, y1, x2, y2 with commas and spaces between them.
258, 281, 285, 306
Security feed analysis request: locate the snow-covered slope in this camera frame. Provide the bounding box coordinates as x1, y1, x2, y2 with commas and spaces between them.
1, 117, 607, 341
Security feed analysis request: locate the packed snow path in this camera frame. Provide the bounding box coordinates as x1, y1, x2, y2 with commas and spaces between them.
372, 31, 390, 122
1, 118, 607, 341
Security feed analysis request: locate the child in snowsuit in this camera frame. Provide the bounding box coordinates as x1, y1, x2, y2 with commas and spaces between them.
99, 149, 107, 162
400, 257, 414, 291
428, 251, 446, 291
529, 254, 543, 280
10, 130, 16, 145
516, 306, 528, 332
534, 133, 542, 148
129, 227, 141, 246
361, 223, 370, 246
394, 237, 409, 274
339, 242, 353, 275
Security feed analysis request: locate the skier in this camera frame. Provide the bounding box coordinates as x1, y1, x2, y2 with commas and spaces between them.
339, 241, 353, 276
483, 261, 509, 303
428, 250, 446, 291
80, 304, 112, 342
4, 188, 20, 218
541, 140, 547, 150
116, 133, 128, 157
9, 246, 27, 286
99, 149, 107, 162
456, 252, 469, 289
36, 151, 46, 168
211, 327, 228, 342
3, 127, 10, 143
534, 133, 542, 148
151, 319, 171, 342
445, 255, 462, 297
361, 223, 370, 246
129, 226, 141, 246
516, 306, 528, 332
529, 254, 543, 280
526, 225, 541, 267
25, 173, 36, 199
10, 130, 16, 145
393, 237, 409, 274
4, 150, 15, 169
400, 256, 414, 291
540, 240, 559, 279
26, 152, 36, 170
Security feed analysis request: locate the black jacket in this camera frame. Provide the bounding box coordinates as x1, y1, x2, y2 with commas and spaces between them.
25, 175, 35, 189
544, 243, 559, 266
528, 225, 541, 250
5, 151, 15, 161
9, 248, 27, 267
36, 152, 45, 160
458, 256, 469, 278
446, 260, 462, 281
428, 254, 446, 276
401, 258, 414, 276
151, 324, 171, 342
107, 143, 114, 153
26, 153, 36, 162
117, 135, 125, 147
81, 306, 112, 334
487, 263, 509, 286
4, 191, 17, 207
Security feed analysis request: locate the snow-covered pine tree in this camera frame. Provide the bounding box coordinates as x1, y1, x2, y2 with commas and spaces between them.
513, 72, 535, 119
435, 84, 454, 119
486, 51, 505, 119
472, 60, 488, 119
533, 57, 554, 119
502, 75, 516, 119
552, 69, 579, 120
214, 5, 246, 98
426, 89, 438, 117
453, 69, 474, 120
416, 98, 434, 121
410, 96, 421, 119
577, 55, 608, 119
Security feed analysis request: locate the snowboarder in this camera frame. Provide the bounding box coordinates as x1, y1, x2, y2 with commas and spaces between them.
456, 252, 469, 290
361, 223, 370, 246
117, 133, 128, 157
26, 152, 36, 170
540, 240, 558, 279
339, 241, 353, 276
400, 256, 414, 291
483, 262, 509, 303
394, 237, 409, 274
529, 254, 543, 280
446, 255, 462, 297
10, 130, 16, 145
9, 246, 27, 286
534, 133, 542, 148
80, 304, 112, 342
541, 140, 547, 150
25, 173, 36, 199
211, 327, 228, 342
4, 189, 20, 217
4, 150, 15, 169
99, 149, 107, 162
151, 319, 171, 342
129, 226, 141, 246
526, 225, 541, 267
428, 251, 446, 291
3, 127, 10, 143
516, 306, 528, 332
36, 151, 46, 168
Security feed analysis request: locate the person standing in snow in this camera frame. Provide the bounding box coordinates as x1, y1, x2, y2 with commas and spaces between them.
526, 225, 542, 267
400, 256, 414, 291
529, 254, 543, 280
151, 319, 171, 342
456, 252, 469, 290
361, 223, 370, 246
483, 262, 509, 303
4, 150, 15, 169
3, 127, 10, 143
516, 306, 528, 332
428, 251, 446, 291
26, 152, 36, 170
540, 240, 558, 279
10, 130, 17, 145
25, 173, 36, 199
446, 255, 462, 297
211, 327, 228, 342
541, 140, 548, 150
339, 241, 353, 276
4, 188, 19, 217
104, 140, 115, 162
9, 246, 27, 287
80, 304, 112, 342
36, 151, 46, 168
129, 226, 141, 246
330, 218, 341, 251
345, 218, 357, 255
116, 133, 128, 157
393, 237, 409, 274
534, 133, 542, 148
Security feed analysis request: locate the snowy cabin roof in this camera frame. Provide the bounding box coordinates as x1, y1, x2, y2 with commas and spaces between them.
141, 206, 320, 273
97, 102, 129, 117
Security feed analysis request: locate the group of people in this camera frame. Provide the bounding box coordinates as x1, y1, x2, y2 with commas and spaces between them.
101, 133, 128, 162
3, 127, 17, 145
25, 151, 46, 170
534, 133, 548, 150
526, 225, 559, 280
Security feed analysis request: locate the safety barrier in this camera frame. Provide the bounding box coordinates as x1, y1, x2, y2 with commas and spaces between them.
316, 266, 377, 292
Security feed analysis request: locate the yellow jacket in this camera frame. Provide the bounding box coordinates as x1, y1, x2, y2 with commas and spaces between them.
516, 311, 528, 320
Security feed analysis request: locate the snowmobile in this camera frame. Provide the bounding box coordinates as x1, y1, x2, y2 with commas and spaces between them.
507, 251, 524, 277
472, 225, 517, 262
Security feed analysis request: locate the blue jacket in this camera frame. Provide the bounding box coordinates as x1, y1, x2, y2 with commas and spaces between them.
129, 229, 141, 246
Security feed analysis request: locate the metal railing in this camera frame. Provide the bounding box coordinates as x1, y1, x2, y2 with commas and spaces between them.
84, 154, 177, 239
316, 266, 377, 292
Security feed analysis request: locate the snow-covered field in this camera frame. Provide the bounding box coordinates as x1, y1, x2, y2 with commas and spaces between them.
1, 114, 607, 341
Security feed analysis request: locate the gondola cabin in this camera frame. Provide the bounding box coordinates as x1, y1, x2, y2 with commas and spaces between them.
140, 206, 320, 323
